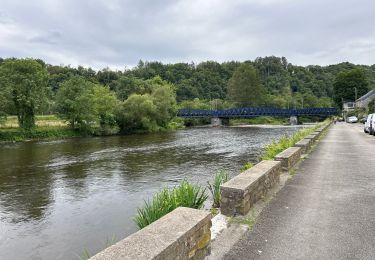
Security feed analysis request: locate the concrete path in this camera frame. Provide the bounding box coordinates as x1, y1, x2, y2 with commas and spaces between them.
223, 123, 375, 260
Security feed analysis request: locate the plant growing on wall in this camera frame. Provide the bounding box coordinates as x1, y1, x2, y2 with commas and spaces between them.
134, 180, 207, 229
207, 170, 229, 208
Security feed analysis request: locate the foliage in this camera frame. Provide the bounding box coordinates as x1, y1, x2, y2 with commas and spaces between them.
230, 116, 288, 126
134, 180, 207, 229
91, 85, 119, 134
241, 162, 254, 172
227, 63, 266, 107
167, 117, 185, 130
56, 76, 119, 134
2, 56, 373, 137
55, 76, 97, 131
261, 125, 320, 160
115, 77, 176, 133
0, 127, 80, 142
334, 69, 369, 107
207, 170, 229, 208
0, 59, 49, 129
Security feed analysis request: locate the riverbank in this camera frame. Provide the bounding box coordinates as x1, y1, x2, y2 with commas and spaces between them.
0, 126, 83, 142
0, 116, 186, 142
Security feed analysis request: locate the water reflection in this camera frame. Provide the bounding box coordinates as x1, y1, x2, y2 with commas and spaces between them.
0, 126, 302, 260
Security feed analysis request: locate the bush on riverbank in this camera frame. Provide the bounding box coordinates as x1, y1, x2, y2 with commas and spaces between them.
134, 180, 208, 229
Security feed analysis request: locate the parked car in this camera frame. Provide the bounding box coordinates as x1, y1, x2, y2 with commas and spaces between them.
370, 115, 375, 135
360, 117, 367, 124
364, 114, 373, 133
347, 116, 358, 123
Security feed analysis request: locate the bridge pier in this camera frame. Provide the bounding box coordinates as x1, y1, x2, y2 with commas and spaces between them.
211, 117, 222, 127
290, 116, 298, 125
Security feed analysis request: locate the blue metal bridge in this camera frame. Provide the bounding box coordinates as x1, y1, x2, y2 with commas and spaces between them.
177, 107, 337, 118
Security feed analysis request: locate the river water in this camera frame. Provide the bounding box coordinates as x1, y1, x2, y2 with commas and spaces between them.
0, 126, 302, 260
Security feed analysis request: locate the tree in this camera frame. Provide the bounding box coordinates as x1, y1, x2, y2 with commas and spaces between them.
56, 76, 120, 133
0, 59, 49, 129
334, 69, 368, 108
227, 63, 266, 107
92, 85, 119, 133
151, 84, 177, 127
55, 76, 97, 131
116, 81, 177, 133
116, 94, 158, 132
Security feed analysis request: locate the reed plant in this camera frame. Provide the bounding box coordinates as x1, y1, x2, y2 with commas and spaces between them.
134, 180, 207, 229
207, 170, 229, 208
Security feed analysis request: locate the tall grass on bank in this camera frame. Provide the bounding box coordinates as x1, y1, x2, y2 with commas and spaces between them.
207, 170, 229, 208
134, 180, 208, 229
261, 124, 322, 160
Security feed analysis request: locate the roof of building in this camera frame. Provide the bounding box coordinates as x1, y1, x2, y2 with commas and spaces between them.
356, 90, 375, 102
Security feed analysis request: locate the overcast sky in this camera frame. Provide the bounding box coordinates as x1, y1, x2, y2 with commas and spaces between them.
1, 0, 374, 69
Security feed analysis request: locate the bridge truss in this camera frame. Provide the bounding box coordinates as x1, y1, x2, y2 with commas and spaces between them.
177, 107, 337, 118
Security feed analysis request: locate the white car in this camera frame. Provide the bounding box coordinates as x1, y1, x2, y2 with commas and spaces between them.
370, 115, 375, 135
347, 116, 358, 123
364, 114, 373, 133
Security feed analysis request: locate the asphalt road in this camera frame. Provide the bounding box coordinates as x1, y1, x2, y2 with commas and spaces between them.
223, 123, 375, 260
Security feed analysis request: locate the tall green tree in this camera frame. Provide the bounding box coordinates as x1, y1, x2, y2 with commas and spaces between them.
92, 85, 119, 132
0, 59, 49, 129
55, 76, 97, 131
56, 76, 119, 133
227, 63, 266, 107
333, 69, 368, 107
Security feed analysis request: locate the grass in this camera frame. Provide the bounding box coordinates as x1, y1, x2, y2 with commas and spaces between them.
210, 208, 219, 216
77, 235, 117, 260
0, 115, 67, 128
134, 180, 208, 229
0, 115, 80, 142
241, 162, 254, 172
289, 169, 297, 176
207, 170, 229, 208
0, 126, 82, 142
228, 216, 257, 230
230, 116, 288, 126
261, 123, 324, 160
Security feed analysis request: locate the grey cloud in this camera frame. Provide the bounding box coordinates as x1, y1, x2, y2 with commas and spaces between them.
0, 0, 374, 69
29, 30, 62, 45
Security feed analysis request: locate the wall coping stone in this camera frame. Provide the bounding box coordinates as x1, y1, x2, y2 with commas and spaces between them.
90, 207, 211, 260
221, 160, 281, 192
305, 133, 318, 140
295, 138, 310, 146
275, 146, 301, 158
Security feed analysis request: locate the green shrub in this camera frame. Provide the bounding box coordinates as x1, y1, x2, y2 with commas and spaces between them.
134, 180, 207, 229
207, 170, 229, 208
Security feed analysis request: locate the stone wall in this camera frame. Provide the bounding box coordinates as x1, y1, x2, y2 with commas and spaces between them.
275, 146, 302, 170
294, 138, 312, 154
90, 207, 212, 260
220, 160, 282, 216
305, 133, 318, 143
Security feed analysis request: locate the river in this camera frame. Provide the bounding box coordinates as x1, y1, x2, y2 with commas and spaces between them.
0, 126, 303, 260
